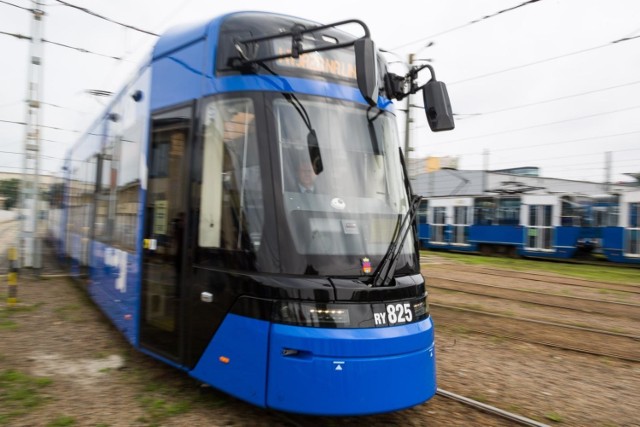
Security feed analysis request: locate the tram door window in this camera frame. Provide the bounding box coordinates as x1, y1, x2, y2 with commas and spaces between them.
140, 106, 192, 360
418, 200, 428, 226
196, 98, 263, 266
625, 202, 640, 255
526, 204, 553, 250
497, 198, 520, 225
452, 206, 470, 245
474, 198, 496, 225
430, 207, 446, 243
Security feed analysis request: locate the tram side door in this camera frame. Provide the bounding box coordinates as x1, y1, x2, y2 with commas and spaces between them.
625, 202, 640, 255
525, 204, 553, 251
452, 206, 470, 245
140, 106, 192, 361
430, 206, 446, 244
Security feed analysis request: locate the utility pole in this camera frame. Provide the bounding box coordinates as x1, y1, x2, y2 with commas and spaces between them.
604, 151, 612, 193
20, 1, 45, 269
403, 52, 415, 186
483, 149, 490, 194
403, 53, 415, 159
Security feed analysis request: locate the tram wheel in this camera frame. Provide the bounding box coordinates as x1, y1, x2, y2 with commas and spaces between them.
480, 244, 494, 256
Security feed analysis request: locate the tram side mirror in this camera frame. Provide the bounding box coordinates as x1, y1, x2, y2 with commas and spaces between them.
423, 79, 455, 132
354, 38, 379, 106
307, 129, 324, 174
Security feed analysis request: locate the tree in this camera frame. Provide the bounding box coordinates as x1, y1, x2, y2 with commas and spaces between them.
0, 179, 20, 210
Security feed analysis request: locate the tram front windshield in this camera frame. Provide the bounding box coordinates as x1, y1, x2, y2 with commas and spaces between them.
197, 93, 416, 278
274, 95, 415, 277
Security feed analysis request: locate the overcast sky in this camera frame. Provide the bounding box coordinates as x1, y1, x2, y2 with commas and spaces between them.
1, 0, 639, 183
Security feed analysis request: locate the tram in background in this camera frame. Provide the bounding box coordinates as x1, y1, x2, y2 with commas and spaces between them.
417, 190, 640, 264
49, 11, 455, 415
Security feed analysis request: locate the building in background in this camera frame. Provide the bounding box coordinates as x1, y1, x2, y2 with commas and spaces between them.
412, 169, 635, 198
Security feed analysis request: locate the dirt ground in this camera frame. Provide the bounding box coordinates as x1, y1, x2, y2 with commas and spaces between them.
1, 256, 639, 426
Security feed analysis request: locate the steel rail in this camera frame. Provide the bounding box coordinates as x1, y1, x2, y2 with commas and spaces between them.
436, 388, 550, 427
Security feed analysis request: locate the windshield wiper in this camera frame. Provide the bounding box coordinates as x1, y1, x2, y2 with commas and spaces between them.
370, 194, 421, 287
255, 60, 324, 175
282, 93, 323, 174
369, 147, 420, 287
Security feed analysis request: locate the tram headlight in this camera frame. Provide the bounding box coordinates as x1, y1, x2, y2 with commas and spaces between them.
275, 301, 351, 327
413, 293, 430, 318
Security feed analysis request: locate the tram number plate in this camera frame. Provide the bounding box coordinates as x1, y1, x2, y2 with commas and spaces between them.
373, 303, 414, 326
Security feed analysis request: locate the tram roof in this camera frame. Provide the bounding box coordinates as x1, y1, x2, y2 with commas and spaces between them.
152, 11, 326, 61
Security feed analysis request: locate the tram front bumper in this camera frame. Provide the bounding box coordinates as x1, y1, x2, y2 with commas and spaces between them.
266, 317, 436, 416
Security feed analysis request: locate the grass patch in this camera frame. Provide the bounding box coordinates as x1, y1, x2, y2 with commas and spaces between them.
0, 309, 17, 331
422, 251, 640, 284
507, 404, 522, 412
137, 396, 190, 426
545, 411, 564, 423
0, 319, 17, 330
47, 415, 76, 426
597, 288, 629, 296
0, 303, 44, 330
3, 303, 44, 313
53, 304, 83, 322
0, 369, 52, 424
470, 394, 489, 403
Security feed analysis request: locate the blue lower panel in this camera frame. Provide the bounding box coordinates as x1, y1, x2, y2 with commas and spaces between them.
267, 318, 436, 415
189, 314, 270, 407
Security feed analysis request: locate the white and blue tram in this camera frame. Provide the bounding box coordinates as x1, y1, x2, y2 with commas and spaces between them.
51, 12, 455, 415
418, 191, 640, 264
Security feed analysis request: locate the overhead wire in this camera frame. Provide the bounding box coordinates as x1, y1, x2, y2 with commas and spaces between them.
53, 0, 158, 37
417, 104, 640, 139
452, 79, 640, 118
0, 0, 32, 12
391, 0, 543, 51
0, 30, 123, 60
450, 33, 640, 86
0, 117, 78, 133
43, 38, 122, 60
436, 130, 640, 158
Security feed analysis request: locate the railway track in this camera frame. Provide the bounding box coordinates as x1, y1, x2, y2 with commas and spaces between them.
431, 303, 640, 363
427, 264, 640, 294
270, 389, 549, 427
435, 388, 550, 427
427, 277, 640, 320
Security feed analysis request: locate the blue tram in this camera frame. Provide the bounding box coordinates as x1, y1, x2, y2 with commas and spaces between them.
51, 12, 455, 415
419, 194, 584, 259
418, 191, 640, 264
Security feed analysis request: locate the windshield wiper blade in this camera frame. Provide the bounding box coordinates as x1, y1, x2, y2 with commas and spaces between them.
369, 147, 420, 287
370, 195, 421, 287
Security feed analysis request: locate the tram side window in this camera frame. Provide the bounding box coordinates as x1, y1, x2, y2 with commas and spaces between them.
94, 141, 119, 243
432, 207, 446, 224
199, 98, 263, 257
115, 119, 144, 251
474, 197, 495, 225
630, 203, 639, 228
560, 197, 585, 227
497, 198, 520, 226
418, 200, 428, 224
